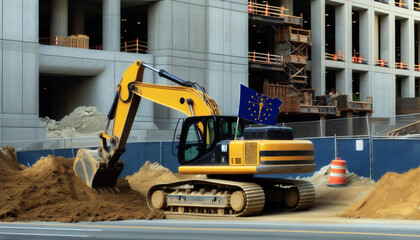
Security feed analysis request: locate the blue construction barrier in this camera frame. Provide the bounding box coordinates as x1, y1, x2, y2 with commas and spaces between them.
15, 138, 420, 181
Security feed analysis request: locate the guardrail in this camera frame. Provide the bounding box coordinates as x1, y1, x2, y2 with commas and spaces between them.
121, 38, 148, 54
248, 51, 284, 66
39, 35, 89, 49
325, 51, 345, 61
352, 55, 367, 64
248, 1, 287, 19
395, 61, 409, 70
415, 2, 420, 11
374, 59, 389, 67
395, 0, 408, 8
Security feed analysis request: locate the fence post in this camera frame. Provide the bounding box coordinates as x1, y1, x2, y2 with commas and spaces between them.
160, 139, 163, 165
366, 115, 373, 179
334, 134, 337, 159
70, 138, 75, 159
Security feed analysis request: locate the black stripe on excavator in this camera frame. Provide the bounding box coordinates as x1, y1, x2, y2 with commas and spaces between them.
260, 150, 314, 157
259, 160, 314, 165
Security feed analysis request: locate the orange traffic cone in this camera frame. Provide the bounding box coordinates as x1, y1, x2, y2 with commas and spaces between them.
253, 50, 256, 62
280, 5, 284, 18
265, 2, 269, 16
248, 0, 253, 13
267, 52, 271, 64
327, 158, 347, 187
399, 0, 403, 7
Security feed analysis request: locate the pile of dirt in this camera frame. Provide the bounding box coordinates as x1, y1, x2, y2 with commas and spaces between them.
0, 146, 164, 222
387, 120, 420, 136
341, 166, 420, 219
300, 165, 375, 214
126, 161, 205, 196
41, 106, 107, 139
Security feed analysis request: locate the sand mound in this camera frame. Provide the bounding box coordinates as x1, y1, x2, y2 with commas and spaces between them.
127, 161, 180, 196
0, 146, 164, 222
341, 165, 420, 219
127, 161, 206, 196
41, 106, 107, 138
300, 165, 375, 213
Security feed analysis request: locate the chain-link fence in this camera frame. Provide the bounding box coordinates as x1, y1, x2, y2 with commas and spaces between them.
2, 113, 420, 152
283, 113, 420, 138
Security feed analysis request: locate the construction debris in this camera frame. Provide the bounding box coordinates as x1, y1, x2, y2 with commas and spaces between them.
0, 146, 164, 222
387, 120, 420, 136
341, 166, 420, 220
41, 106, 107, 139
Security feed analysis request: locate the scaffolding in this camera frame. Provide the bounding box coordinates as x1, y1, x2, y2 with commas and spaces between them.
248, 0, 311, 88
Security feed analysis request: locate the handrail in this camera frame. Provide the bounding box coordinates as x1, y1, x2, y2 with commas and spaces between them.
352, 55, 367, 64
395, 0, 408, 8
248, 1, 288, 19
325, 51, 345, 61
415, 2, 420, 11
374, 59, 389, 67
121, 39, 148, 54
248, 51, 284, 66
395, 61, 409, 70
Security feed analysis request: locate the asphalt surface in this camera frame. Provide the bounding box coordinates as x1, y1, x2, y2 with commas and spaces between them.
1, 219, 420, 240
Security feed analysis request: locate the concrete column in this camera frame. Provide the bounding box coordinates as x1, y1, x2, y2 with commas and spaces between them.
400, 18, 410, 65
103, 0, 120, 51
359, 72, 370, 102
359, 9, 369, 63
401, 76, 412, 97
374, 14, 379, 60
311, 0, 326, 95
71, 10, 85, 35
408, 18, 415, 70
418, 24, 420, 66
50, 0, 68, 37
335, 4, 349, 61
280, 0, 293, 14
380, 14, 391, 63
336, 68, 352, 96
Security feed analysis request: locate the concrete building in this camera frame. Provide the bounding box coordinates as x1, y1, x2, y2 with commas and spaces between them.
309, 0, 420, 118
0, 0, 248, 142
1, 0, 420, 142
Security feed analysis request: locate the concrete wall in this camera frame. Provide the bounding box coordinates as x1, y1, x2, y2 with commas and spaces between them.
148, 0, 248, 129
0, 0, 45, 141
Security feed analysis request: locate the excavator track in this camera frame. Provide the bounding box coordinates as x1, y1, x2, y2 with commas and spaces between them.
147, 179, 265, 217
147, 178, 315, 217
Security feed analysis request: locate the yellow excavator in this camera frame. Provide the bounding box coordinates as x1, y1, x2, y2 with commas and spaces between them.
74, 60, 315, 216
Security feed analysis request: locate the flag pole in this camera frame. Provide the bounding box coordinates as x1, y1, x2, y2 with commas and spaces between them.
234, 117, 240, 140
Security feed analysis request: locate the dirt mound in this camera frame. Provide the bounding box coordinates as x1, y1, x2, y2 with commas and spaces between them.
387, 120, 420, 136
0, 146, 164, 222
41, 106, 107, 138
341, 166, 420, 219
127, 161, 206, 196
299, 165, 375, 214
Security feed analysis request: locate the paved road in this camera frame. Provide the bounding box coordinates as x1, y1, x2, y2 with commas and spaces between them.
1, 219, 420, 240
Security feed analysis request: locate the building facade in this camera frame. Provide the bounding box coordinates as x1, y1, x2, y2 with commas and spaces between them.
0, 0, 419, 142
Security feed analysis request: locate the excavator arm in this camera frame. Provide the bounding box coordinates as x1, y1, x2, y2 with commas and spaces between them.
73, 60, 220, 191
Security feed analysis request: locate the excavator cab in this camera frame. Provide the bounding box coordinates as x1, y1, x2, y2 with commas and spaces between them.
177, 116, 245, 166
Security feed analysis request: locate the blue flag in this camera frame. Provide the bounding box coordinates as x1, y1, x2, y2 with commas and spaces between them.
238, 84, 282, 126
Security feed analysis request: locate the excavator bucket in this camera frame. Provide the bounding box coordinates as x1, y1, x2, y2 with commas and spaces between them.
73, 148, 124, 192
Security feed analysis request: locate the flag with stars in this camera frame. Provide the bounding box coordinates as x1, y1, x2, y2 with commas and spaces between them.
238, 84, 282, 126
